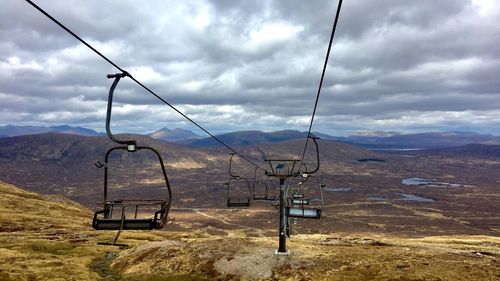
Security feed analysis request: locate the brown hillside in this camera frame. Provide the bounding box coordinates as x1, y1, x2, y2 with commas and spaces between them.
0, 181, 498, 280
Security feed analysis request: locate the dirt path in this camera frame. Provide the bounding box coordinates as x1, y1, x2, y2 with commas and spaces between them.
192, 208, 266, 237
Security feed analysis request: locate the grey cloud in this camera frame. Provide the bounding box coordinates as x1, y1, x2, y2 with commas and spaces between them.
1, 0, 499, 135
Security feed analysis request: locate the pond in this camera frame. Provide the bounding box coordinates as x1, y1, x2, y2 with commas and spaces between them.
324, 187, 352, 192
397, 193, 435, 202
402, 178, 434, 185
402, 178, 475, 188
368, 196, 386, 201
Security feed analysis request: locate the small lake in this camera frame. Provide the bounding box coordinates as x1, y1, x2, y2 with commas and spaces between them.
368, 196, 386, 201
402, 178, 475, 188
324, 187, 352, 192
369, 148, 424, 151
397, 193, 435, 202
402, 178, 434, 185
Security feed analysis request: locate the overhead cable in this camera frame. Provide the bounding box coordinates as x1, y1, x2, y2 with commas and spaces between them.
299, 0, 343, 169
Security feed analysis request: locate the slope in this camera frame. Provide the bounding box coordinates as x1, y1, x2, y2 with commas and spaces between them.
1, 181, 498, 280
0, 181, 108, 280
0, 132, 228, 204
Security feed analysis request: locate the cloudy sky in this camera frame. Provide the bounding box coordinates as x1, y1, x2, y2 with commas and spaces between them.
1, 0, 499, 136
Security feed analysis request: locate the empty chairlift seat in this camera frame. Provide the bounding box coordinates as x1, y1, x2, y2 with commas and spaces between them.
225, 153, 254, 208
226, 177, 252, 208
91, 72, 172, 235
226, 197, 251, 208
253, 180, 276, 201
92, 200, 168, 230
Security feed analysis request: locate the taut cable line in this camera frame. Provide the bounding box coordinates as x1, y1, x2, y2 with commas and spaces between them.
24, 0, 264, 170
299, 0, 343, 170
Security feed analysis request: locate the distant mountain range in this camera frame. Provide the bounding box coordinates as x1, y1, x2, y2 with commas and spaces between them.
2, 124, 500, 150
0, 125, 101, 137
177, 130, 500, 149
0, 125, 202, 143
410, 143, 500, 158
343, 131, 500, 149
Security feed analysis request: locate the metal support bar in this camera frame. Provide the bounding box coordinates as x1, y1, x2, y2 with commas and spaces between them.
278, 177, 287, 254
113, 205, 126, 245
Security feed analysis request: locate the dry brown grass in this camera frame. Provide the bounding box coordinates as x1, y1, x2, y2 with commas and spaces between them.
109, 233, 500, 281
0, 181, 498, 280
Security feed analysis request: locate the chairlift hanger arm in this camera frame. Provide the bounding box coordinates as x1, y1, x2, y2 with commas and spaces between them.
302, 136, 320, 175
106, 72, 136, 147
228, 153, 240, 178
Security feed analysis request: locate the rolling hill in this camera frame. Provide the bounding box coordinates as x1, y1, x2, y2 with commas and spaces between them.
0, 125, 101, 137
1, 131, 499, 239
410, 143, 500, 158
0, 132, 228, 205
0, 180, 107, 280
185, 130, 310, 147
148, 127, 201, 142
0, 132, 376, 205
345, 131, 500, 149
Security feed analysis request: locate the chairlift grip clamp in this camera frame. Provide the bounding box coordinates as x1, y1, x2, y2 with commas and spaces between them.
107, 71, 130, 79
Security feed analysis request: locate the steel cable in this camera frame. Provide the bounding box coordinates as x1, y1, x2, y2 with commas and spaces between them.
299, 0, 343, 171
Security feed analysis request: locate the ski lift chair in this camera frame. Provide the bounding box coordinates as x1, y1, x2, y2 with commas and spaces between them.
93, 199, 168, 230
225, 153, 252, 207
225, 177, 252, 207
252, 167, 276, 201
286, 175, 324, 219
285, 137, 323, 219
252, 180, 276, 201
92, 73, 172, 244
